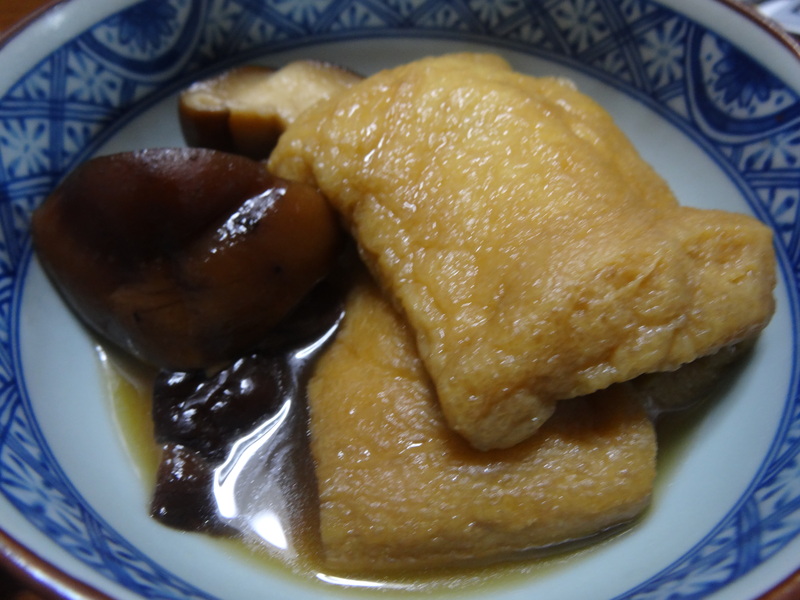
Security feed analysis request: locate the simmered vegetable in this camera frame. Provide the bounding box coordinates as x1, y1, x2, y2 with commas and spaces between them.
179, 61, 361, 159
149, 274, 347, 534
151, 443, 223, 533
152, 354, 290, 461
32, 147, 342, 369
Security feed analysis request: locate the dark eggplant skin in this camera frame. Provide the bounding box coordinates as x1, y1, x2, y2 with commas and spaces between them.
31, 147, 342, 369
150, 443, 225, 533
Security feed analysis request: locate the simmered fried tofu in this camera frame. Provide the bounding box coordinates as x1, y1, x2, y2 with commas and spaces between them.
272, 53, 776, 450
307, 278, 656, 571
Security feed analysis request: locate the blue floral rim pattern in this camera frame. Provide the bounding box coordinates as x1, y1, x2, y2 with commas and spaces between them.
0, 0, 799, 599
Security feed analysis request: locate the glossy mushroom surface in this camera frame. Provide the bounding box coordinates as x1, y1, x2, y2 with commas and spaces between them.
32, 147, 343, 369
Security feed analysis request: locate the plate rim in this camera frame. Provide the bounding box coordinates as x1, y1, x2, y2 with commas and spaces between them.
0, 528, 113, 600
1, 1, 800, 599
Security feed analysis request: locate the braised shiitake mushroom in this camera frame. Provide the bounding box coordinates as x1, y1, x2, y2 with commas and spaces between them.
179, 61, 362, 159
31, 147, 342, 369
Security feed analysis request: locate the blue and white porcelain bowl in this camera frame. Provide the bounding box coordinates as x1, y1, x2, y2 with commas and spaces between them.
1, 1, 799, 598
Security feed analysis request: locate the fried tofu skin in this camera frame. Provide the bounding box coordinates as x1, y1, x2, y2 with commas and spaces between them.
307, 279, 656, 572
272, 53, 776, 450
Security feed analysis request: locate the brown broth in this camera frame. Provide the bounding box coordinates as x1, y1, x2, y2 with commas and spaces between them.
97, 328, 752, 594
98, 343, 643, 594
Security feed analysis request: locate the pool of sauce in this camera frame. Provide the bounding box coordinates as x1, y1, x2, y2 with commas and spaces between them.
100, 348, 633, 593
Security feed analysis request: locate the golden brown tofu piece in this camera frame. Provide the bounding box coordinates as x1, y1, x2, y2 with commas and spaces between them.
307, 278, 656, 572
272, 53, 776, 450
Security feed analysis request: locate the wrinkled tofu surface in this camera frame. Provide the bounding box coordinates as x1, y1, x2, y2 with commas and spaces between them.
307, 277, 656, 571
271, 53, 776, 450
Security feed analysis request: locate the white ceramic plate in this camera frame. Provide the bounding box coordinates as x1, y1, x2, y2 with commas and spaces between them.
1, 1, 800, 599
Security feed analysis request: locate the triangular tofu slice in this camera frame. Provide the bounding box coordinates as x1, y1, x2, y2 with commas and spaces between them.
307, 279, 656, 571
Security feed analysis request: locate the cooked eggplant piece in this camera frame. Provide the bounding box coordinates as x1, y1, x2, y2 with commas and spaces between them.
151, 443, 226, 533
152, 354, 291, 461
32, 147, 342, 369
179, 61, 362, 159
